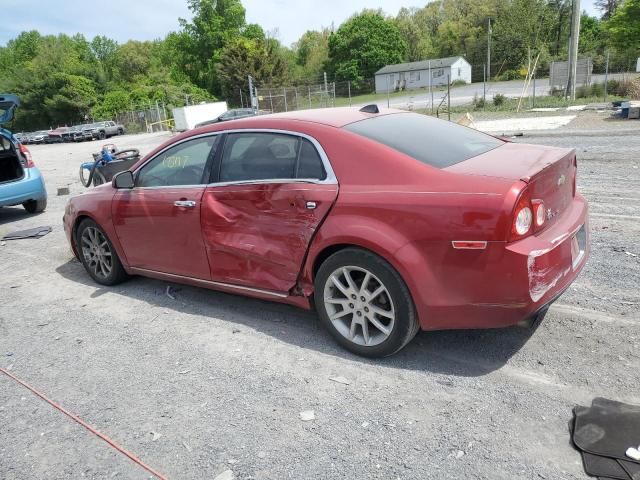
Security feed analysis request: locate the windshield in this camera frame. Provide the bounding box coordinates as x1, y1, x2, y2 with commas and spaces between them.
344, 112, 503, 169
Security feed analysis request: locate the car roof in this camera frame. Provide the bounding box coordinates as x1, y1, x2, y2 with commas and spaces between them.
232, 107, 404, 128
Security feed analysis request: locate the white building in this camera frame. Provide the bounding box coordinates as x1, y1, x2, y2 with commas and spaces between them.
374, 56, 472, 93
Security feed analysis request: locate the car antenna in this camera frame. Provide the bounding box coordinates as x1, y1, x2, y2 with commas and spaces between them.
359, 104, 379, 114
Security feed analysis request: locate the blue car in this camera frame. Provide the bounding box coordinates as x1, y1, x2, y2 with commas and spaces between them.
0, 94, 47, 213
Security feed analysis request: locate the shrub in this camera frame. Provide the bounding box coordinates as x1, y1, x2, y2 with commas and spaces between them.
493, 93, 506, 106
590, 82, 604, 97
494, 69, 526, 81
576, 85, 592, 98
124, 123, 144, 134
614, 78, 640, 99
472, 93, 486, 109
549, 86, 564, 97
450, 79, 467, 87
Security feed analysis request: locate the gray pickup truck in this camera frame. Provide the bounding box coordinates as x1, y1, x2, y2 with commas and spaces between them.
88, 121, 125, 140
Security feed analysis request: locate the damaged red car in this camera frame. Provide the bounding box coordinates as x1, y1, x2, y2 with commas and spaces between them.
63, 107, 589, 357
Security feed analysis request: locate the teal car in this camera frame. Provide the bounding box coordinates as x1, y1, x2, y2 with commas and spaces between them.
0, 94, 47, 213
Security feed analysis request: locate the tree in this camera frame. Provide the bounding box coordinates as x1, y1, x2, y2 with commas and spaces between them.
394, 8, 436, 62
327, 11, 407, 83
596, 0, 622, 19
605, 0, 640, 54
91, 36, 118, 81
216, 37, 288, 106
293, 29, 330, 80
492, 0, 556, 75
114, 41, 153, 82
175, 0, 247, 92
44, 74, 96, 124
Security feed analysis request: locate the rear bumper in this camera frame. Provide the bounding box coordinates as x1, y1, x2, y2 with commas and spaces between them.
413, 194, 589, 330
0, 167, 47, 207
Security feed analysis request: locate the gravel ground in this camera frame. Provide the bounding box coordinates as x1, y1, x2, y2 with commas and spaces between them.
1, 124, 639, 480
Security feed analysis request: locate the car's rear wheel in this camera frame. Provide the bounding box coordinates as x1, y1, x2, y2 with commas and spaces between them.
76, 219, 128, 286
23, 198, 47, 213
314, 248, 419, 357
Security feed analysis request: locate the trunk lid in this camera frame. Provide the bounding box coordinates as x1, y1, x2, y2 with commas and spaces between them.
0, 94, 20, 125
446, 142, 577, 227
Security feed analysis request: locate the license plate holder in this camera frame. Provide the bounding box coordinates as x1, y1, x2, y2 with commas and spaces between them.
571, 224, 586, 269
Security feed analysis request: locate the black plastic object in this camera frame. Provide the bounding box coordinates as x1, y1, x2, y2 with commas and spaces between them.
570, 398, 640, 480
359, 104, 379, 114
2, 225, 51, 240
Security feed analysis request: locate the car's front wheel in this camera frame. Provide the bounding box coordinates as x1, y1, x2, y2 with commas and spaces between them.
76, 219, 128, 286
314, 248, 419, 357
23, 198, 47, 213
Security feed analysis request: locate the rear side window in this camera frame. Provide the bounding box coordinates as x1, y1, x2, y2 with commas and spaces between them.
219, 133, 326, 182
344, 113, 503, 168
297, 139, 326, 179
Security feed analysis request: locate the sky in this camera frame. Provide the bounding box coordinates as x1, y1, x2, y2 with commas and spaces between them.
1, 0, 601, 48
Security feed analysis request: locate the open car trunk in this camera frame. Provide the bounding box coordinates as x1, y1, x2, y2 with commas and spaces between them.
0, 135, 24, 184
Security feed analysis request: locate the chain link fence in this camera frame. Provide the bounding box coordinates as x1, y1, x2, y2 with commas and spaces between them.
113, 103, 171, 134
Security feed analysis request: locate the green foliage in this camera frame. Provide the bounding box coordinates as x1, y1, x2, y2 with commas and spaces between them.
605, 0, 640, 54
216, 37, 288, 105
327, 11, 407, 83
0, 0, 633, 131
493, 93, 506, 106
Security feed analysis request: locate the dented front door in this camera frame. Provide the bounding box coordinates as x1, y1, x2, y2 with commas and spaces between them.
201, 182, 338, 293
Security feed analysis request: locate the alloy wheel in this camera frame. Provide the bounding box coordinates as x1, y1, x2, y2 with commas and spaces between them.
323, 266, 396, 347
80, 227, 113, 279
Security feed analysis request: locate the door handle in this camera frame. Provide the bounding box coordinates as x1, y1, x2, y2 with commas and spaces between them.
305, 201, 317, 210
174, 200, 196, 208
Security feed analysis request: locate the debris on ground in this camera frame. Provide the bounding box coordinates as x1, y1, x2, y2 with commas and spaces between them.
328, 376, 350, 385
165, 285, 176, 300
571, 397, 640, 479
2, 226, 52, 240
150, 431, 162, 442
213, 470, 234, 480
299, 410, 315, 421
56, 187, 70, 196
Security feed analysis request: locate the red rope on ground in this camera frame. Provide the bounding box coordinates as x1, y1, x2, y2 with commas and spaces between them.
0, 367, 168, 480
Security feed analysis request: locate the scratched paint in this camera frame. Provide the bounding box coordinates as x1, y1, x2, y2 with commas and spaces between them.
528, 247, 572, 302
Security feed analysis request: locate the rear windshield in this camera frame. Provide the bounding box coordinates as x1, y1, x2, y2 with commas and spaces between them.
344, 112, 503, 168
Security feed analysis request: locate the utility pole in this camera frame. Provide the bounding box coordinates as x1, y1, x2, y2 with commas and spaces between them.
487, 18, 492, 82
567, 0, 582, 100
429, 60, 433, 114
323, 72, 328, 100
604, 50, 610, 101
248, 75, 255, 110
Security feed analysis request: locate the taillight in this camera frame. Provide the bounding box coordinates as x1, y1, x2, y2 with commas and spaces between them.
532, 199, 545, 227
19, 143, 35, 168
510, 190, 533, 241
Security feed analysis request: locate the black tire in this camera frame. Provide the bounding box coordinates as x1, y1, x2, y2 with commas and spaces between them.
92, 170, 107, 186
117, 128, 124, 135
22, 198, 47, 213
75, 218, 128, 286
314, 248, 419, 357
99, 131, 106, 140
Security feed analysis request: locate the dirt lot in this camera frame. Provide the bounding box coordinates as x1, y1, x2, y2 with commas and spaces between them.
1, 123, 639, 480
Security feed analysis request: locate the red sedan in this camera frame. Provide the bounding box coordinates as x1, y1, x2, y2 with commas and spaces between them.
63, 107, 589, 357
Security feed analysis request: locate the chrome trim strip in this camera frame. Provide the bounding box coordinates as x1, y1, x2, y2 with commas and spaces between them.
130, 267, 289, 298
212, 128, 338, 186
131, 129, 338, 190
132, 131, 221, 178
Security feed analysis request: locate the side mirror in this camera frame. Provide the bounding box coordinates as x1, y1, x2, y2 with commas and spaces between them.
112, 170, 134, 189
